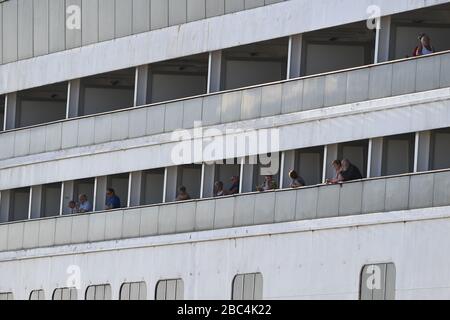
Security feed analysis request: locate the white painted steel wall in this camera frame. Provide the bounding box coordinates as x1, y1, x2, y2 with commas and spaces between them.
1, 206, 450, 300
0, 0, 287, 65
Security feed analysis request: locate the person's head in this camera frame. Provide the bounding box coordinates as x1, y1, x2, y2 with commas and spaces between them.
179, 186, 187, 194
265, 175, 273, 182
79, 194, 87, 203
332, 160, 342, 171
289, 170, 298, 180
231, 176, 239, 185
215, 181, 224, 190
106, 188, 115, 198
68, 201, 76, 209
342, 159, 351, 170
419, 33, 431, 47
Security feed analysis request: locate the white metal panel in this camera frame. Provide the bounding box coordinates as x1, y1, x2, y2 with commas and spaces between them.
261, 83, 282, 117
245, 0, 264, 9
281, 80, 302, 114
241, 87, 261, 120
0, 4, 2, 63
150, 0, 168, 30
115, 0, 133, 38
206, 0, 224, 18
122, 208, 142, 238
187, 0, 205, 22
48, 0, 66, 53
65, 0, 82, 49
225, 0, 244, 13
82, 0, 99, 46
175, 202, 196, 233
17, 0, 33, 60
2, 0, 18, 63
33, 0, 49, 56
169, 0, 187, 26
98, 0, 115, 41
132, 0, 151, 34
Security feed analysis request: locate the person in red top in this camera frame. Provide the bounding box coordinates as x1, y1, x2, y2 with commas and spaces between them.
413, 34, 435, 57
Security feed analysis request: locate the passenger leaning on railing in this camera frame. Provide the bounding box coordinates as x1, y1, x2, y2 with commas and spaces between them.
338, 159, 363, 183
326, 160, 343, 184
413, 33, 436, 57
288, 170, 306, 188
176, 186, 191, 201
214, 176, 240, 197
327, 159, 362, 184
256, 175, 278, 192
105, 188, 121, 210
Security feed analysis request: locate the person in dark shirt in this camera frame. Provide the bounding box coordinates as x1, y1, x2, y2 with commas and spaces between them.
227, 176, 240, 195
105, 188, 121, 210
289, 170, 306, 188
339, 159, 363, 182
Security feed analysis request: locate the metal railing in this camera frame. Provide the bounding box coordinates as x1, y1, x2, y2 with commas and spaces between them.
1, 50, 450, 162
1, 168, 449, 253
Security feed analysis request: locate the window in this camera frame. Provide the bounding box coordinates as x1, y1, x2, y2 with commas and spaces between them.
29, 289, 45, 300
431, 128, 450, 170
338, 140, 369, 178
382, 134, 415, 176
155, 279, 184, 300
53, 288, 78, 300
0, 292, 13, 300
232, 273, 263, 300
360, 263, 396, 300
119, 282, 147, 300
85, 284, 112, 300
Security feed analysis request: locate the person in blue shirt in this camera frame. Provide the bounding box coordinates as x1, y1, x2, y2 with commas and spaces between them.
105, 188, 121, 210
78, 194, 93, 213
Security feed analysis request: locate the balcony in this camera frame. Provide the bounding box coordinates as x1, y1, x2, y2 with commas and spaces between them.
0, 169, 449, 253
0, 51, 449, 164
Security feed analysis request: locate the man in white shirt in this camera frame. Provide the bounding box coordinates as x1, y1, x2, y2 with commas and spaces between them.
78, 194, 93, 213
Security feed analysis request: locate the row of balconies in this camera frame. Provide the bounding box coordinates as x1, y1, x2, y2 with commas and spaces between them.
2, 2, 450, 131
0, 50, 449, 162
0, 168, 449, 253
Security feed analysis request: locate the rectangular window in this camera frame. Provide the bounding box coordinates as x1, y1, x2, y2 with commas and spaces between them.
0, 292, 13, 300
360, 263, 396, 300
155, 279, 184, 300
232, 273, 263, 300
338, 140, 369, 178
29, 290, 45, 300
295, 147, 324, 186
85, 284, 112, 300
382, 134, 415, 176
120, 282, 147, 300
431, 128, 450, 170
53, 288, 78, 300
9, 188, 31, 222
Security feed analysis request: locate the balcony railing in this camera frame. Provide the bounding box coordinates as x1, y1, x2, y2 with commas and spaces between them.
0, 169, 449, 253
1, 50, 450, 162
